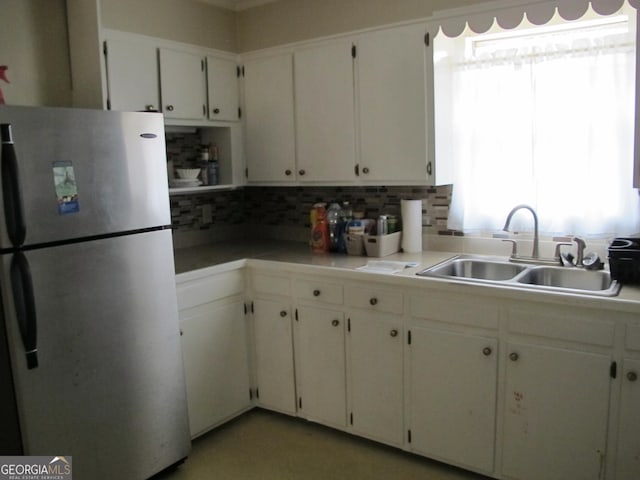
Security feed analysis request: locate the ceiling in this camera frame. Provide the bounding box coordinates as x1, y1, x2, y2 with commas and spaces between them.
195, 0, 279, 11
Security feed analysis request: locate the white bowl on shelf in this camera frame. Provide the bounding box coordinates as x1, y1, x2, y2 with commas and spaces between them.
175, 168, 201, 180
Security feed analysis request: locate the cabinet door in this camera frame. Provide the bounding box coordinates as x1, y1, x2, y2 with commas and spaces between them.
348, 311, 404, 446
180, 299, 251, 438
294, 41, 357, 182
409, 328, 497, 473
159, 48, 207, 120
206, 56, 239, 121
502, 342, 611, 480
357, 24, 428, 183
253, 298, 296, 414
616, 358, 640, 479
244, 54, 297, 182
104, 36, 159, 112
296, 306, 346, 428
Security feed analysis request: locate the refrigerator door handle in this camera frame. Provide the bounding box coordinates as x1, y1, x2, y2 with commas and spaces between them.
1, 123, 27, 247
10, 252, 38, 369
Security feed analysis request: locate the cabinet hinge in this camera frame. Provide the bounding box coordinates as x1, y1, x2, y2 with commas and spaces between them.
347, 318, 351, 332
408, 429, 412, 443
408, 330, 412, 345
354, 164, 360, 176
295, 309, 299, 321
242, 65, 245, 77
103, 41, 108, 56
245, 167, 249, 179
249, 389, 253, 400
350, 412, 353, 425
610, 361, 618, 379
203, 104, 206, 116
106, 99, 111, 111
238, 107, 242, 119
424, 32, 430, 47
298, 397, 302, 409
237, 65, 241, 77
201, 59, 205, 71
244, 303, 247, 315
251, 301, 254, 313
256, 388, 260, 399
351, 44, 356, 58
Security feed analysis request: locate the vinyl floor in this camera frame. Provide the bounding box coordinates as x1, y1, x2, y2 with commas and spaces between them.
155, 409, 491, 480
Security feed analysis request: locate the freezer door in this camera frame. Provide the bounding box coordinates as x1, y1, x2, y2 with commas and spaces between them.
0, 106, 170, 249
0, 229, 190, 479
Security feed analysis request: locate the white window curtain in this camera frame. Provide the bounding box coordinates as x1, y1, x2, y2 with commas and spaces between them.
435, 1, 639, 237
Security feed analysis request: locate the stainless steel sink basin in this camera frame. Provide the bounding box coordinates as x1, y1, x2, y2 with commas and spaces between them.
419, 256, 526, 281
417, 255, 621, 297
516, 266, 620, 295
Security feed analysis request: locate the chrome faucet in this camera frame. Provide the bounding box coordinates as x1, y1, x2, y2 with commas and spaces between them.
503, 204, 539, 259
573, 236, 586, 267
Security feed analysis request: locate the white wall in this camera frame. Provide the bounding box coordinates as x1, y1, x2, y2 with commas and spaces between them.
0, 0, 71, 106
236, 0, 481, 52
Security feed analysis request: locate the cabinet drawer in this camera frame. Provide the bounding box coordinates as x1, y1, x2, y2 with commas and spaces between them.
177, 269, 245, 310
294, 279, 343, 305
508, 308, 615, 347
251, 272, 291, 297
345, 286, 403, 314
410, 294, 499, 330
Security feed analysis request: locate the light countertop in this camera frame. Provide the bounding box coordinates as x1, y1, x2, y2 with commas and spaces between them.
173, 240, 640, 313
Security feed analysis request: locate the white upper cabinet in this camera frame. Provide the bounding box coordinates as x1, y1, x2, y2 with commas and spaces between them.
243, 53, 297, 183
103, 35, 160, 113
294, 40, 357, 183
356, 24, 429, 183
159, 48, 207, 120
206, 56, 240, 121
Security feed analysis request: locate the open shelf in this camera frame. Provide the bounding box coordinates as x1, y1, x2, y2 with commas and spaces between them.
168, 184, 241, 196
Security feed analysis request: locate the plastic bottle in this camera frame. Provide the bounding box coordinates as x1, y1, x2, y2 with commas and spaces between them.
311, 204, 329, 253
327, 203, 344, 253
207, 143, 219, 185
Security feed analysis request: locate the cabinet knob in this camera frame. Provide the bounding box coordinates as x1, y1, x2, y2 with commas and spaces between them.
285, 169, 292, 176
331, 319, 340, 327
482, 347, 492, 356
627, 371, 638, 382
166, 105, 174, 112
390, 329, 398, 337
280, 310, 287, 317
298, 169, 306, 176
369, 297, 378, 306
427, 161, 433, 176
509, 352, 519, 362
212, 108, 220, 114
144, 105, 157, 112
313, 289, 321, 297
362, 167, 370, 174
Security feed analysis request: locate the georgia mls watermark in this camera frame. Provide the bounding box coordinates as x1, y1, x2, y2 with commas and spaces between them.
0, 456, 72, 480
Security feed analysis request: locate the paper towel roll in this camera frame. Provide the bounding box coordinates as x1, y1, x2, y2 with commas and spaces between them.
401, 199, 423, 253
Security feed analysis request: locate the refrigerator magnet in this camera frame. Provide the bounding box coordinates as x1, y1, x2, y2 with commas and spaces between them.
53, 161, 80, 215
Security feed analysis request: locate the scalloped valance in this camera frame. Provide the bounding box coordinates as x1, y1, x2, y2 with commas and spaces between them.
432, 0, 638, 37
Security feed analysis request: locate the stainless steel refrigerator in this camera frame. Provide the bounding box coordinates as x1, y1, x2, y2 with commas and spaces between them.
0, 106, 190, 478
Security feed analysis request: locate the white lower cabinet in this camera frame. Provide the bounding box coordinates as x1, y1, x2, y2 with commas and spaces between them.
615, 358, 640, 480
252, 298, 297, 415
408, 327, 497, 473
295, 306, 347, 428
347, 311, 404, 446
502, 342, 612, 480
177, 268, 250, 438
180, 298, 251, 438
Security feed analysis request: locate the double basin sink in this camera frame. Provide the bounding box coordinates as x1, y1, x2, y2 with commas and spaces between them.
416, 254, 620, 297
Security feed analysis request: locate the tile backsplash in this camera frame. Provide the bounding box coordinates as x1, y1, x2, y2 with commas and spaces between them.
170, 185, 456, 239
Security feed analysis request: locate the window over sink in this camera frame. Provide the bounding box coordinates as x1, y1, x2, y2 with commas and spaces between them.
432, 0, 638, 237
